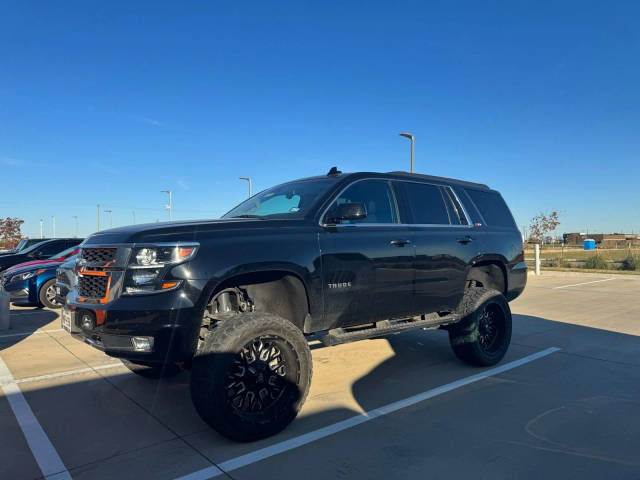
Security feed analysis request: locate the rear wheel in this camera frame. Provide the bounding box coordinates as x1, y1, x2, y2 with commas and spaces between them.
448, 288, 512, 366
191, 312, 312, 442
39, 279, 61, 309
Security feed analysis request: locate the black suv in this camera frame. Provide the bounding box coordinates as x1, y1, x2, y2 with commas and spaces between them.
63, 170, 526, 441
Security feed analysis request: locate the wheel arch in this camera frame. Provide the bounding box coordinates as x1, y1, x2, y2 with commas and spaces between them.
35, 272, 57, 301
466, 256, 508, 295
203, 268, 311, 331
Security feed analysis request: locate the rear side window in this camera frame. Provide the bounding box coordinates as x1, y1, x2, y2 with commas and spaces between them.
466, 189, 516, 228
400, 182, 450, 225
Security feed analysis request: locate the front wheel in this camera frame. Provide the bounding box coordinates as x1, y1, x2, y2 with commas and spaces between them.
190, 312, 312, 442
39, 279, 62, 309
448, 288, 512, 366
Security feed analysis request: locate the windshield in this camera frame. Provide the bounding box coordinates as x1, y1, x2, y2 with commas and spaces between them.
222, 178, 336, 219
12, 239, 28, 251
51, 246, 78, 260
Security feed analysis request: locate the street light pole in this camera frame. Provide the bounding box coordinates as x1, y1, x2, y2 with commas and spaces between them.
72, 216, 78, 238
161, 190, 172, 221
97, 204, 101, 232
239, 177, 252, 197
132, 210, 136, 225
40, 219, 43, 239
399, 133, 415, 173
104, 210, 113, 228
52, 216, 56, 237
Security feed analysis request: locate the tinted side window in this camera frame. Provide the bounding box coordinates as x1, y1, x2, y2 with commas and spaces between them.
332, 180, 398, 224
37, 241, 65, 256
401, 182, 450, 225
466, 189, 516, 228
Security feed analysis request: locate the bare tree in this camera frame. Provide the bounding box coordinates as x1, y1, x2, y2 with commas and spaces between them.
0, 217, 24, 250
528, 211, 560, 244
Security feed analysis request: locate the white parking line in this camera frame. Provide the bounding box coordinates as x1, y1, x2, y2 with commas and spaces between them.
553, 278, 616, 289
0, 328, 64, 339
0, 355, 72, 480
9, 362, 125, 385
175, 347, 561, 480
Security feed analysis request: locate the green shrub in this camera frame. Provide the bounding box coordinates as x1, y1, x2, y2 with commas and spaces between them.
584, 255, 609, 270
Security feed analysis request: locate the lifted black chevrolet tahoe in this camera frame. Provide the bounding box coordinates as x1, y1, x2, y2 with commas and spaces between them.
63, 170, 526, 441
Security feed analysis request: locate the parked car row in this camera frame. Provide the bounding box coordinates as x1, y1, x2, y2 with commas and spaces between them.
0, 238, 83, 309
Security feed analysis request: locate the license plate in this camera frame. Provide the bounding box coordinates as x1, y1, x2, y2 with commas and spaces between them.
61, 308, 73, 332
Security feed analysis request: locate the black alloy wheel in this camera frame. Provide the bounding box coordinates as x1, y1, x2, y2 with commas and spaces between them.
226, 336, 288, 414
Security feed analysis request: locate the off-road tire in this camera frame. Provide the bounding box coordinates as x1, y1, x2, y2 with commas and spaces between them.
122, 359, 183, 379
39, 279, 61, 309
449, 288, 512, 366
191, 311, 312, 442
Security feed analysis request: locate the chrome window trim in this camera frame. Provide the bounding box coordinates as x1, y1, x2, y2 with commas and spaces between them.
319, 177, 474, 228
444, 186, 472, 226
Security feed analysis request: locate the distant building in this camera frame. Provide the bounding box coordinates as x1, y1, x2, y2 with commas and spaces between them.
563, 233, 640, 247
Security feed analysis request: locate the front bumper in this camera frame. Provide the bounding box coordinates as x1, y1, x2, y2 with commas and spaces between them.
65, 279, 206, 364
1, 279, 34, 305
54, 283, 70, 305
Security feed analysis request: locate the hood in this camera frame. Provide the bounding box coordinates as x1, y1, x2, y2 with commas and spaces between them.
3, 258, 61, 273
2, 261, 59, 278
83, 217, 301, 245
57, 258, 77, 271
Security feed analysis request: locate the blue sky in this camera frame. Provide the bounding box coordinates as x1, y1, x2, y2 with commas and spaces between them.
2, 1, 639, 238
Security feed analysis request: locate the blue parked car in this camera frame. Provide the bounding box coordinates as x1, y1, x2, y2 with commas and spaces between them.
0, 254, 78, 308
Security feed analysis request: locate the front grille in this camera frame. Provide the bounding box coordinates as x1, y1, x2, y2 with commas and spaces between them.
82, 247, 117, 264
56, 270, 66, 284
78, 275, 109, 299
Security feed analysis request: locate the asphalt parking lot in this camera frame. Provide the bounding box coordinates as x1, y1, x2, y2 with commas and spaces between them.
1, 271, 640, 480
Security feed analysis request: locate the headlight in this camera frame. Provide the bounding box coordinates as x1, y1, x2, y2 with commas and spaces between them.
11, 269, 45, 282
131, 244, 198, 266
136, 248, 158, 265
123, 243, 197, 295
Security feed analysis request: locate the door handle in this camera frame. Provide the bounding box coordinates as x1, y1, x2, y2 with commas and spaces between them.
456, 236, 473, 244
390, 239, 411, 247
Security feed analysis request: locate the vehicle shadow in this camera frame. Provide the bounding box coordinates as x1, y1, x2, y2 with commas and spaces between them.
0, 307, 59, 352
347, 312, 640, 412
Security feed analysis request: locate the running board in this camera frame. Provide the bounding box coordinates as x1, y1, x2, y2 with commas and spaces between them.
318, 313, 460, 347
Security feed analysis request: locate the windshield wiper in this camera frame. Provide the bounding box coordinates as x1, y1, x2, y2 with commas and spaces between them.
231, 214, 265, 219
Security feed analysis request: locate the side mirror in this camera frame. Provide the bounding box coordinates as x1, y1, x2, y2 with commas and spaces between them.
326, 202, 367, 224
